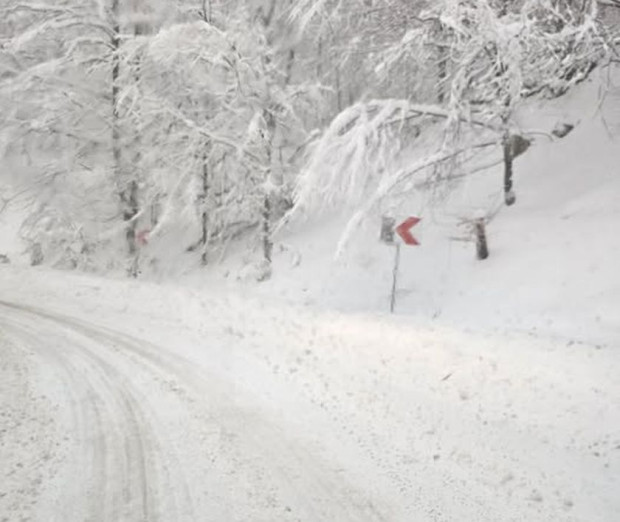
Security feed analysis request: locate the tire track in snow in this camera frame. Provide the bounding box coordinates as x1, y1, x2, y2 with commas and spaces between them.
0, 300, 393, 522
0, 304, 186, 522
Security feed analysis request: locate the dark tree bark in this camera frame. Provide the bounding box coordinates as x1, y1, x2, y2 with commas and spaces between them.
256, 2, 281, 279
475, 218, 489, 260
123, 181, 139, 257
435, 19, 448, 104
111, 0, 139, 273
503, 133, 516, 206
261, 109, 276, 272
200, 148, 210, 266
437, 49, 447, 104
262, 195, 273, 265
125, 15, 149, 277
111, 0, 121, 190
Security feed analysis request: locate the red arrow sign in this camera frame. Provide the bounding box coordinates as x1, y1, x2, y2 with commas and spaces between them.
136, 229, 150, 246
395, 216, 421, 246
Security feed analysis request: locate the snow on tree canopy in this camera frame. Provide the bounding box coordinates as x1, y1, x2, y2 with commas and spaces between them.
148, 21, 233, 82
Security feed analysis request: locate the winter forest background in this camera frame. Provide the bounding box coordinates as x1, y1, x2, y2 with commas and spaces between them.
0, 0, 618, 278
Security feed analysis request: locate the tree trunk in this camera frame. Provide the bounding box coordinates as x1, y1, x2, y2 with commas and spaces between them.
261, 109, 277, 274
111, 0, 139, 274
437, 46, 447, 104
435, 20, 448, 104
262, 195, 272, 265
124, 181, 139, 257
200, 149, 209, 266
284, 49, 295, 85
256, 3, 281, 280
125, 17, 148, 277
503, 132, 516, 206
111, 0, 121, 191
475, 218, 489, 260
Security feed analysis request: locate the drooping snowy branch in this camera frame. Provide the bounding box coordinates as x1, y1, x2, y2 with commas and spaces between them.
288, 0, 611, 252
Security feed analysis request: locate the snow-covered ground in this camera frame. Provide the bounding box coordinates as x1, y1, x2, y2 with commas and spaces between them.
236, 66, 620, 349
1, 69, 619, 521
1, 266, 619, 521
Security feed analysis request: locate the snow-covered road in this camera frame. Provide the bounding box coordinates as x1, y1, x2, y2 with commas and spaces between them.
0, 299, 394, 522
1, 300, 198, 521
1, 270, 619, 522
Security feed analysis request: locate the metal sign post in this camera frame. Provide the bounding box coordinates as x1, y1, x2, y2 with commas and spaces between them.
381, 215, 421, 314
390, 242, 401, 313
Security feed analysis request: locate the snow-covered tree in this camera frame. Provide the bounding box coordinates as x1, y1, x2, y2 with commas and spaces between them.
0, 1, 116, 267
121, 1, 316, 277
2, 0, 612, 274
0, 0, 166, 271
0, 0, 316, 277
289, 0, 610, 248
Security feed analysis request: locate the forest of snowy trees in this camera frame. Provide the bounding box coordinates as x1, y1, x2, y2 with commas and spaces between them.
0, 0, 617, 277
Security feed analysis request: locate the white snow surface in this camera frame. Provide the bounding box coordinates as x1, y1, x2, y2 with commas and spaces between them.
0, 263, 618, 521
239, 67, 620, 349
1, 69, 619, 521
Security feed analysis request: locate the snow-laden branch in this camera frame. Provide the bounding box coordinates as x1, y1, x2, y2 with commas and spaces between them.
288, 0, 333, 33
7, 16, 112, 54
292, 98, 495, 216
4, 3, 76, 17
158, 102, 265, 168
